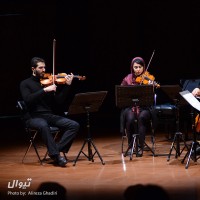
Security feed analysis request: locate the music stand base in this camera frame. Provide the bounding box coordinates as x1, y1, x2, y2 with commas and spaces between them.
167, 132, 188, 161
67, 91, 107, 166
73, 138, 105, 166
181, 141, 200, 169
124, 134, 155, 160
124, 134, 139, 160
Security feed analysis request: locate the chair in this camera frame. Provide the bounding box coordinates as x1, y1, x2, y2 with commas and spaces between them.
17, 101, 61, 165
154, 85, 182, 139
154, 103, 177, 139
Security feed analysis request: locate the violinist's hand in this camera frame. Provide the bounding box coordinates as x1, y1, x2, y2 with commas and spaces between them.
65, 73, 74, 85
43, 84, 57, 92
192, 88, 200, 97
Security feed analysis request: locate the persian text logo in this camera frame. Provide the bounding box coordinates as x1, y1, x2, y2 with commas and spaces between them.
8, 178, 32, 190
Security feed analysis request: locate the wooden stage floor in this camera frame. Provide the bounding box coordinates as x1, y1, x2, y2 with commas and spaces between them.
0, 130, 200, 200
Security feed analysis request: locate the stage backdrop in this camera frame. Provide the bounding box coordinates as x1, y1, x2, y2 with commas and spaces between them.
0, 0, 200, 128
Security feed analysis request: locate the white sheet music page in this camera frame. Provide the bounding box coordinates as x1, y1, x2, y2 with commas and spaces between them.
179, 90, 200, 111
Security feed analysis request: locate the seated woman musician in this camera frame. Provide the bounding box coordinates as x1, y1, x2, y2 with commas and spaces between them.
120, 56, 157, 157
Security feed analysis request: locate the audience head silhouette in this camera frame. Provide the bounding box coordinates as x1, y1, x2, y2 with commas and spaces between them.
33, 182, 67, 200
124, 184, 169, 200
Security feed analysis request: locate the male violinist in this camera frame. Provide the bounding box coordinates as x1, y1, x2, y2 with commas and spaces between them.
20, 57, 79, 167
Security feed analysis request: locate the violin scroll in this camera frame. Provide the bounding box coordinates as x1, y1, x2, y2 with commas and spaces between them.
72, 75, 86, 81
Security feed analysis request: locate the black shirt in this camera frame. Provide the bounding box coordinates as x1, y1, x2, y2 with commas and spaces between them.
20, 75, 71, 117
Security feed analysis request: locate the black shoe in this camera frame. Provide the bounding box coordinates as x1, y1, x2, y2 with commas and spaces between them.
136, 152, 143, 157
49, 155, 67, 167
56, 155, 67, 167
191, 146, 200, 160
136, 148, 143, 157
192, 146, 200, 153
126, 149, 133, 156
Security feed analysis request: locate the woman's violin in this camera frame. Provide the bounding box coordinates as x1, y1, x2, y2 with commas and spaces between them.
135, 50, 160, 87
40, 73, 86, 86
135, 71, 160, 88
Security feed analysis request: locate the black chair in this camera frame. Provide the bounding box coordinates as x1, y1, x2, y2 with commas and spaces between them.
154, 103, 177, 139
17, 101, 62, 165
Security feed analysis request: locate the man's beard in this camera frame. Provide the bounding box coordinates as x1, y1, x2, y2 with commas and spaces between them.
35, 70, 45, 78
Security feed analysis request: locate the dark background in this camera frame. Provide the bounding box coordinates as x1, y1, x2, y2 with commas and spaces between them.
0, 0, 200, 131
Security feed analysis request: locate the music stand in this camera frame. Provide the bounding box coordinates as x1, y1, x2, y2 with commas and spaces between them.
158, 85, 187, 105
180, 90, 200, 169
68, 91, 108, 166
158, 85, 189, 161
115, 85, 155, 159
116, 85, 155, 109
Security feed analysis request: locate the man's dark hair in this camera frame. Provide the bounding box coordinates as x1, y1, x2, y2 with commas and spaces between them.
31, 57, 45, 68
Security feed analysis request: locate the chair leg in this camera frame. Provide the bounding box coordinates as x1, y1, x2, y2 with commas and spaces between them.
144, 140, 155, 156
122, 135, 128, 154
151, 124, 156, 154
151, 135, 156, 153
22, 140, 33, 163
22, 131, 43, 164
142, 125, 156, 156
63, 152, 68, 161
32, 140, 43, 164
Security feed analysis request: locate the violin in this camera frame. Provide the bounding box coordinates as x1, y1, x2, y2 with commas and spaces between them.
135, 71, 160, 88
40, 73, 86, 86
135, 50, 160, 88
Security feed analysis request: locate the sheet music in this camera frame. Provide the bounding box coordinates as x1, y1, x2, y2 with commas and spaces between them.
179, 90, 200, 111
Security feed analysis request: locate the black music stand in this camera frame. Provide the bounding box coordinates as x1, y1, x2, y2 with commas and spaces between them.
115, 85, 155, 109
180, 90, 200, 169
158, 85, 189, 161
68, 91, 108, 166
115, 85, 155, 159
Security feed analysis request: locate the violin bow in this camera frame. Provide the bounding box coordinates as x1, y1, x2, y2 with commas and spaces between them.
52, 39, 56, 85
140, 50, 155, 85
145, 49, 155, 72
